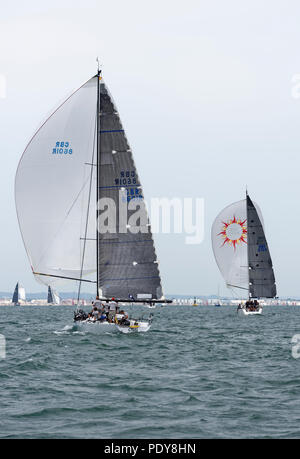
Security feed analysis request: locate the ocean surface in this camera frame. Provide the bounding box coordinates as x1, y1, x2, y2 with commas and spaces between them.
0, 304, 300, 439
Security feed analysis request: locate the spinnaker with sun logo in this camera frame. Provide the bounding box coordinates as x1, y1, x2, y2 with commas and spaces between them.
211, 193, 276, 299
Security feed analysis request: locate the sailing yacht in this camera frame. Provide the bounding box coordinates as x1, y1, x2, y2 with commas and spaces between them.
47, 286, 60, 305
15, 66, 171, 331
215, 285, 222, 307
211, 192, 276, 315
12, 282, 26, 306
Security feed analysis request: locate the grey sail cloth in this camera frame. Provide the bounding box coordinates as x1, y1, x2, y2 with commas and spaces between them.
96, 81, 163, 299
12, 283, 19, 304
247, 194, 276, 298
47, 286, 53, 304
47, 286, 57, 304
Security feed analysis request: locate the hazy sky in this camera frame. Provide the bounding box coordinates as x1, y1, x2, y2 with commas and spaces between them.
1, 0, 300, 297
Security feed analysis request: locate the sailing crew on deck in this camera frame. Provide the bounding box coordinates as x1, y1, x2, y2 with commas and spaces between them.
87, 312, 96, 321
99, 310, 107, 322
91, 305, 100, 319
119, 310, 130, 326
107, 306, 115, 323
94, 296, 102, 309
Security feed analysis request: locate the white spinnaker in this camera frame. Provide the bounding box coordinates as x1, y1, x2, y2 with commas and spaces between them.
212, 200, 248, 291
15, 76, 98, 287
212, 199, 264, 293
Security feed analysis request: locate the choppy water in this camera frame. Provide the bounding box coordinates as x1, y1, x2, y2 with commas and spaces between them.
0, 304, 300, 439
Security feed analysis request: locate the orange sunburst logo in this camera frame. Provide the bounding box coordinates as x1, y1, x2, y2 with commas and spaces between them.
218, 216, 247, 250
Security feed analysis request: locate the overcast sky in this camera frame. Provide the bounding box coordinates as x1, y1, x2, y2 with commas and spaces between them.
1, 0, 300, 297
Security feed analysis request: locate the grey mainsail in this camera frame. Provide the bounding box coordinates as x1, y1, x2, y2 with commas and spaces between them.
12, 283, 19, 304
12, 282, 26, 304
47, 286, 60, 305
96, 81, 162, 299
247, 194, 276, 298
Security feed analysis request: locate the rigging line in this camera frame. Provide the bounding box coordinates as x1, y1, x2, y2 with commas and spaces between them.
98, 261, 157, 266
228, 285, 239, 301
33, 271, 96, 283
100, 129, 124, 134
99, 239, 153, 245
102, 275, 161, 282
98, 184, 141, 189
77, 113, 97, 306
227, 283, 249, 291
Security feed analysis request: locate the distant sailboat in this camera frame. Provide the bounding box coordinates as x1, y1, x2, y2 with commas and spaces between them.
215, 285, 221, 307
15, 66, 171, 331
12, 282, 26, 306
211, 192, 276, 315
47, 286, 60, 305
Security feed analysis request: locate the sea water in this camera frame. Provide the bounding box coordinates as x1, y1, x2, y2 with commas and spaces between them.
0, 304, 300, 439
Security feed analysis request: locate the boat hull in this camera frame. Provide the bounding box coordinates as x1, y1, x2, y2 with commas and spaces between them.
116, 320, 151, 334
237, 307, 263, 316
74, 321, 118, 334
74, 319, 152, 333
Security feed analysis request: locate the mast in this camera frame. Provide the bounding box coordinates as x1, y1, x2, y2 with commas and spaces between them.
246, 189, 250, 300
96, 60, 101, 297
